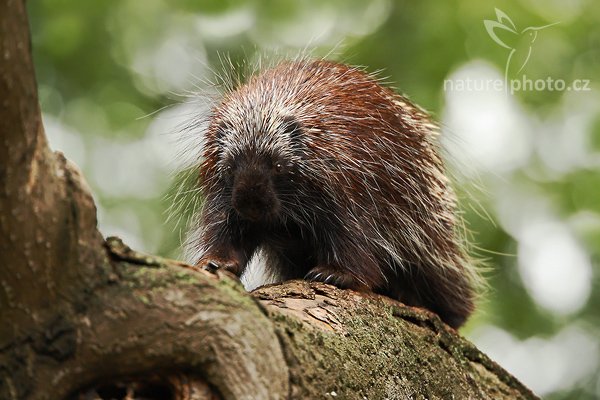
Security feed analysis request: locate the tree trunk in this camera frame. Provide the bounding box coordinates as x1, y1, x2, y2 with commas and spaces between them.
0, 1, 538, 399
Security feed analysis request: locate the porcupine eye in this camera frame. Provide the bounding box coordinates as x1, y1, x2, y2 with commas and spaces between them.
271, 156, 289, 176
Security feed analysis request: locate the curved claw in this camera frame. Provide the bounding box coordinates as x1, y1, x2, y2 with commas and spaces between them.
306, 271, 324, 281
203, 260, 221, 273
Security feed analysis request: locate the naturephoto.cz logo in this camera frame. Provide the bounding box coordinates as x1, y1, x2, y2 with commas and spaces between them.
444, 8, 591, 95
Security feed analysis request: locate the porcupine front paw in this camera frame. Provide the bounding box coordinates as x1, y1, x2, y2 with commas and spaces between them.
196, 256, 241, 276
305, 265, 365, 291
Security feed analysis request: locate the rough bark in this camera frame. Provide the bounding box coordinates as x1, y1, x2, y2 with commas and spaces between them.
0, 1, 538, 399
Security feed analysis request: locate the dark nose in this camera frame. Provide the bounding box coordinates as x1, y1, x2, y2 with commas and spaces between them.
231, 172, 278, 222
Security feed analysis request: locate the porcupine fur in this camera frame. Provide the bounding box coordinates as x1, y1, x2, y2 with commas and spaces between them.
186, 59, 479, 328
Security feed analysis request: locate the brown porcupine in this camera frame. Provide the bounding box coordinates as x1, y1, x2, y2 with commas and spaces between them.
187, 59, 479, 328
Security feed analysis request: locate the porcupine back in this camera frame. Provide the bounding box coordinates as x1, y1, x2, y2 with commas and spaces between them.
195, 59, 479, 328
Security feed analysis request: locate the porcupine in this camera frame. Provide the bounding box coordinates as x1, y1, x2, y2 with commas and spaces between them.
187, 59, 479, 328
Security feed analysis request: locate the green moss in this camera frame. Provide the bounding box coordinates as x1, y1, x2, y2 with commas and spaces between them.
264, 293, 534, 399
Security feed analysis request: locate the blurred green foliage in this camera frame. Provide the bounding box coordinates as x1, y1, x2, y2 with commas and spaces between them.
27, 1, 600, 398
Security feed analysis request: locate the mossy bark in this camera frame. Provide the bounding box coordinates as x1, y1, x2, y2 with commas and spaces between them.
254, 282, 535, 399
0, 1, 538, 399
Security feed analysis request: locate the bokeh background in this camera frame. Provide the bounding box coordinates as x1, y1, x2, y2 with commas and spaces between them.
27, 1, 600, 398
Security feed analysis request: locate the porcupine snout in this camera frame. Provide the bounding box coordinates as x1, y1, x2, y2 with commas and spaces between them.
231, 163, 281, 222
